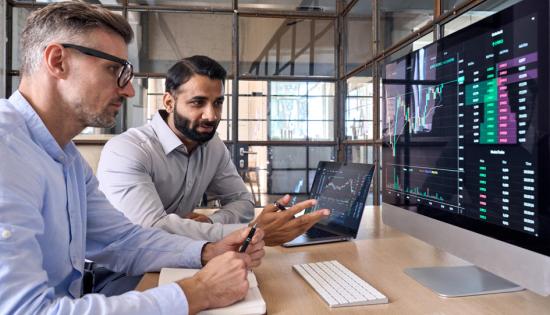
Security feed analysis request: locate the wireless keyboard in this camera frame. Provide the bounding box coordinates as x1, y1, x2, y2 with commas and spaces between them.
293, 260, 388, 307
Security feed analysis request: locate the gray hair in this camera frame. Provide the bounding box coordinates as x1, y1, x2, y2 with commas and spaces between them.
20, 1, 133, 75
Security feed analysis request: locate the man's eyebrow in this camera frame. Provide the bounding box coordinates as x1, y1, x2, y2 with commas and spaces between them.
187, 96, 225, 101
188, 96, 208, 101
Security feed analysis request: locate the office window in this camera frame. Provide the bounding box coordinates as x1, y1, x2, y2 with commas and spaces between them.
10, 7, 33, 72
238, 80, 268, 141
379, 0, 433, 49
268, 145, 335, 194
345, 0, 373, 74
241, 145, 334, 205
127, 11, 232, 75
345, 70, 373, 140
128, 0, 231, 9
239, 17, 336, 77
238, 0, 336, 13
270, 81, 334, 141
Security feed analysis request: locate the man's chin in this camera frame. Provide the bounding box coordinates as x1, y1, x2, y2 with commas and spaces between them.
88, 116, 117, 129
192, 131, 216, 143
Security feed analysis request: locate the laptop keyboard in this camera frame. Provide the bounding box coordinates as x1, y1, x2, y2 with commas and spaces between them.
293, 260, 388, 308
306, 227, 338, 238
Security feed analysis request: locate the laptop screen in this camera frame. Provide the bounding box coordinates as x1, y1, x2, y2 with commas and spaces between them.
307, 161, 375, 237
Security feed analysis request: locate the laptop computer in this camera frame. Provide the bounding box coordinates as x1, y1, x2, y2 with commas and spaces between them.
283, 161, 375, 247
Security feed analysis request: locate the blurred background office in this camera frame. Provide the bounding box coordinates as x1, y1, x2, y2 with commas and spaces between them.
0, 0, 521, 207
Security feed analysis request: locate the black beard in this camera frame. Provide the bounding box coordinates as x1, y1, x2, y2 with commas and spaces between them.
173, 105, 219, 144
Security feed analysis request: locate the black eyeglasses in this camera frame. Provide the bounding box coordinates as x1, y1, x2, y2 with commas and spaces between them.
61, 43, 134, 88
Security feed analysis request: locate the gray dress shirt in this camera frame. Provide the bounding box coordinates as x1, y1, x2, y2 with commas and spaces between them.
97, 111, 253, 241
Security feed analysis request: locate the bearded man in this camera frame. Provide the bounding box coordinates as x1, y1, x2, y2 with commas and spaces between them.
97, 55, 330, 244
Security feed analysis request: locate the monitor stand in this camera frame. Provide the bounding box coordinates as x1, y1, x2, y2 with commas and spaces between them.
405, 265, 524, 297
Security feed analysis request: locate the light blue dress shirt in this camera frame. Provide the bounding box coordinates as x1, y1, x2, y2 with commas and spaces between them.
0, 91, 206, 314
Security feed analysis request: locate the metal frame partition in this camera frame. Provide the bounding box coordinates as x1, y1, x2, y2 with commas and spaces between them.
4, 0, 497, 205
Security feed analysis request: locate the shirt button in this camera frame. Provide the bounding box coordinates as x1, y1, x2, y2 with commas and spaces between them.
1, 229, 12, 239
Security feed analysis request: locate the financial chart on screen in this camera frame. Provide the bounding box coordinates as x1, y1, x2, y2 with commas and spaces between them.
382, 0, 547, 249
309, 162, 373, 228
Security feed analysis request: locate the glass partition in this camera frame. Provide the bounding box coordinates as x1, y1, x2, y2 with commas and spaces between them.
128, 0, 231, 9
239, 16, 336, 77
238, 0, 336, 13
127, 11, 232, 74
379, 0, 433, 49
345, 0, 373, 74
345, 68, 373, 140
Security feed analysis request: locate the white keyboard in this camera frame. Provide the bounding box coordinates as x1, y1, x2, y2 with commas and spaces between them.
293, 260, 388, 308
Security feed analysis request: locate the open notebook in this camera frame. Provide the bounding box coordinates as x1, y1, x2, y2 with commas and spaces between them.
159, 268, 266, 315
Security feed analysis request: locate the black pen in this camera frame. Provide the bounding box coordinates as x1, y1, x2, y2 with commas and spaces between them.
239, 223, 257, 253
274, 201, 286, 211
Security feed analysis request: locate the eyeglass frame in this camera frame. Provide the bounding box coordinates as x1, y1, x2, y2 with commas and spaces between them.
61, 43, 134, 88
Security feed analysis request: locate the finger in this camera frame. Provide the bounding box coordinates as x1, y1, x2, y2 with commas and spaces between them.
262, 204, 278, 213
285, 209, 330, 230
246, 240, 265, 254
295, 209, 330, 227
264, 194, 291, 213
229, 227, 251, 245
248, 249, 264, 268
240, 226, 253, 239
250, 228, 264, 244
237, 252, 253, 268
193, 215, 209, 223
183, 212, 196, 219
278, 194, 291, 206
285, 199, 317, 217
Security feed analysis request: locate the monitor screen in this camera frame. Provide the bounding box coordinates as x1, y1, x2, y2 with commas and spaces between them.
308, 161, 374, 236
382, 0, 550, 257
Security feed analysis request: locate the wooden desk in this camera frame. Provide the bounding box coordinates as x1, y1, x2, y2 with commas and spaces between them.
136, 206, 550, 314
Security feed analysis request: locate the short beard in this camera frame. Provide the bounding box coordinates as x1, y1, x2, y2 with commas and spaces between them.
173, 102, 219, 144
74, 99, 121, 128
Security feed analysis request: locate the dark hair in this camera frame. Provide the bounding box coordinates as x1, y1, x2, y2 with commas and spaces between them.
21, 1, 133, 75
165, 55, 227, 94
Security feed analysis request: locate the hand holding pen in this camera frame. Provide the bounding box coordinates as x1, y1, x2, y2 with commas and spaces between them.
239, 223, 257, 253
200, 226, 265, 268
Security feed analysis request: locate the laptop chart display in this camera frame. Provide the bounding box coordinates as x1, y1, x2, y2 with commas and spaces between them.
309, 162, 375, 236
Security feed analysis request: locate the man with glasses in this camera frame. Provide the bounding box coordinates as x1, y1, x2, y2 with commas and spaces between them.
0, 2, 265, 315
61, 43, 134, 89
97, 56, 331, 246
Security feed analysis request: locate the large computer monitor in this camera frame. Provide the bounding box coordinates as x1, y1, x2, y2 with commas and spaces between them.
381, 0, 550, 297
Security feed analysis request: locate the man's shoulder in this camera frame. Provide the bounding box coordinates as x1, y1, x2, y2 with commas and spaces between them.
0, 99, 25, 138
105, 124, 157, 151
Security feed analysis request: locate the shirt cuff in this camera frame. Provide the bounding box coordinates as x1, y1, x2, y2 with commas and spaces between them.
180, 239, 208, 269
145, 283, 189, 315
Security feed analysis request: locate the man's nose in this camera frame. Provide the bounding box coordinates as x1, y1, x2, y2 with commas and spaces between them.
202, 104, 219, 121
120, 80, 135, 98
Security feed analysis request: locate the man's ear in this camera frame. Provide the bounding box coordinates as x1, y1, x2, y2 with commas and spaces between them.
43, 44, 68, 80
163, 92, 175, 113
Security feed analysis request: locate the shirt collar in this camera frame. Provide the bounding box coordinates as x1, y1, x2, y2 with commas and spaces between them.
151, 110, 187, 155
8, 90, 78, 165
